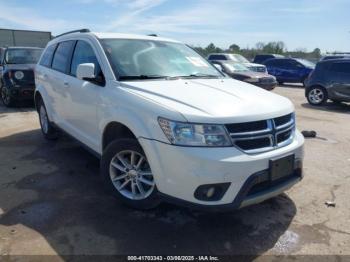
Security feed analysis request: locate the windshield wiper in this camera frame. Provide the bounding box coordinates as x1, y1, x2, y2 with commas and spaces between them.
171, 73, 221, 79
118, 75, 170, 80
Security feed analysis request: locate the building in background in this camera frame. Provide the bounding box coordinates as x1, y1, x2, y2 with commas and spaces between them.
0, 28, 52, 48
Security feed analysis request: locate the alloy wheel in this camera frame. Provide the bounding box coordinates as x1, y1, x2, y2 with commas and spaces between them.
109, 150, 155, 200
308, 88, 325, 104
1, 87, 10, 105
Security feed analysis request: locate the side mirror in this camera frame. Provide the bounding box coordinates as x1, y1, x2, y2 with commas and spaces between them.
77, 63, 95, 81
213, 64, 223, 72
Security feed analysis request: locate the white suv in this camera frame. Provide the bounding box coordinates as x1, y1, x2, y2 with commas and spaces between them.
35, 29, 304, 210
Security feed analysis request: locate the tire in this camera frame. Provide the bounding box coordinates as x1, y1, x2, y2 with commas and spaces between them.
306, 86, 328, 106
101, 138, 160, 209
38, 99, 58, 140
1, 86, 16, 107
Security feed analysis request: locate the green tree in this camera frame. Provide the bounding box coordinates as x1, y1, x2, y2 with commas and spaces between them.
229, 44, 240, 53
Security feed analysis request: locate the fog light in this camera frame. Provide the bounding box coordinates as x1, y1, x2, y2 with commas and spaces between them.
194, 183, 230, 201
206, 187, 215, 198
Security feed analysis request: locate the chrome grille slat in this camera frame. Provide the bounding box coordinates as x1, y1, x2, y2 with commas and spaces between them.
226, 113, 295, 154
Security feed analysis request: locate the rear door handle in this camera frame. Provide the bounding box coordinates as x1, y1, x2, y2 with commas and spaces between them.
63, 81, 70, 87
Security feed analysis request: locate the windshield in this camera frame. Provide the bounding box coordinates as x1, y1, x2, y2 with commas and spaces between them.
100, 39, 223, 80
296, 58, 315, 68
229, 54, 249, 63
5, 48, 43, 64
223, 62, 250, 72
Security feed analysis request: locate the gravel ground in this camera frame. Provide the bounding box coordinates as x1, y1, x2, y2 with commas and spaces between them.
0, 85, 349, 259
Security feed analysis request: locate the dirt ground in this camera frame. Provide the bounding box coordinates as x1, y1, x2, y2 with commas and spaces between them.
0, 85, 349, 259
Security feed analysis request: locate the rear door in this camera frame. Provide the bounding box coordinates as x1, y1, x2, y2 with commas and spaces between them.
329, 62, 350, 97
49, 40, 75, 128
285, 60, 305, 82
64, 40, 104, 151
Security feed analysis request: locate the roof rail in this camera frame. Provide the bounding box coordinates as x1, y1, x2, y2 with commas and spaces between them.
55, 29, 90, 38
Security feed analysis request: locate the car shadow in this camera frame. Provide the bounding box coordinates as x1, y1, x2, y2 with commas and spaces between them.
301, 102, 350, 114
0, 129, 297, 256
279, 83, 304, 89
0, 99, 35, 114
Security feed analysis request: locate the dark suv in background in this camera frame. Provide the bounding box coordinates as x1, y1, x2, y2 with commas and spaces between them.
0, 47, 42, 107
305, 59, 350, 105
263, 58, 315, 86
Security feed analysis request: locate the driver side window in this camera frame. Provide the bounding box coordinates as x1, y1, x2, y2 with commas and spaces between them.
70, 41, 102, 77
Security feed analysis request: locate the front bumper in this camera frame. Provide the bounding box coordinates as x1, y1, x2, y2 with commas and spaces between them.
253, 81, 277, 91
139, 130, 304, 209
8, 84, 35, 101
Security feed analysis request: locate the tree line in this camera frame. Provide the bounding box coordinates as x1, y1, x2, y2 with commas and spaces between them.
191, 41, 322, 62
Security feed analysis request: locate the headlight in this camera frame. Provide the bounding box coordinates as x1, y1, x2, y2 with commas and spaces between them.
244, 77, 259, 83
14, 71, 24, 80
158, 117, 232, 147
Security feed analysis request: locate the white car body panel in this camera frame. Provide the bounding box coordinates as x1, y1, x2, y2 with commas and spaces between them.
35, 32, 304, 208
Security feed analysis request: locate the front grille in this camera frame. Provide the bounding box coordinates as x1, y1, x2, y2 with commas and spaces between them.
226, 113, 295, 154
253, 66, 266, 73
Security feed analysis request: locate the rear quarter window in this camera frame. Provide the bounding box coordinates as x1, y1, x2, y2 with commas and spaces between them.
39, 44, 57, 67
330, 62, 350, 74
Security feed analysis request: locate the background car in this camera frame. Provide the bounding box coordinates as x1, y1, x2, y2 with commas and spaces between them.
305, 59, 350, 105
207, 53, 267, 73
211, 60, 277, 90
0, 47, 5, 88
0, 46, 43, 107
253, 54, 285, 64
321, 54, 350, 61
263, 58, 315, 86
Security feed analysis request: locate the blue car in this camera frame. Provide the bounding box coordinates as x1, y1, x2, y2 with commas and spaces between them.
263, 58, 315, 86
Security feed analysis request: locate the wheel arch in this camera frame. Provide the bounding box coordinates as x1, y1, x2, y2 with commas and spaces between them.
102, 121, 138, 152
34, 91, 43, 112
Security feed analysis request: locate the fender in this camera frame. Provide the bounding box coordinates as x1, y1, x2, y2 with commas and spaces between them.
34, 85, 55, 122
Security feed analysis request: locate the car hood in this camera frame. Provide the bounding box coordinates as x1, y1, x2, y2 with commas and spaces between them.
119, 78, 294, 123
244, 62, 266, 68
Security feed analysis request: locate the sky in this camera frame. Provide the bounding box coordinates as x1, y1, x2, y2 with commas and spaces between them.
0, 0, 349, 53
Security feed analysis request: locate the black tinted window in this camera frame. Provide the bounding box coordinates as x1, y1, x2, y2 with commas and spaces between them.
70, 41, 101, 76
40, 44, 57, 67
52, 41, 74, 73
330, 62, 350, 74
208, 55, 226, 60
265, 59, 284, 67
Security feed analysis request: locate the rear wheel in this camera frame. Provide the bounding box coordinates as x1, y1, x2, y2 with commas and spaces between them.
306, 86, 328, 106
101, 138, 160, 209
38, 99, 58, 140
1, 86, 16, 107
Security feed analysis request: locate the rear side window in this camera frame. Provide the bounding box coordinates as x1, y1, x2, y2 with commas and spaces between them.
265, 59, 280, 66
208, 55, 227, 60
39, 44, 57, 67
70, 41, 102, 76
52, 41, 75, 73
330, 62, 350, 74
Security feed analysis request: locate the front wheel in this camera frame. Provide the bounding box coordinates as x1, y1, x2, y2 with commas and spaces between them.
101, 138, 160, 209
306, 86, 328, 106
1, 86, 16, 107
